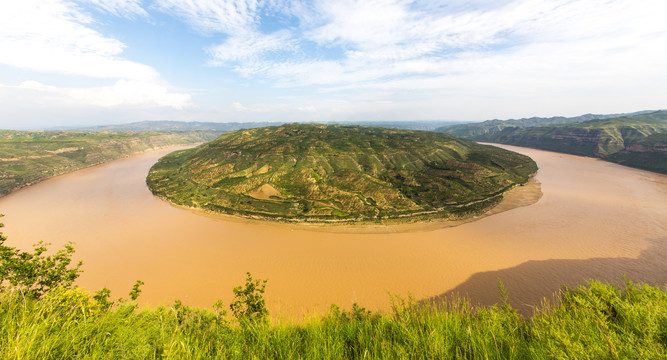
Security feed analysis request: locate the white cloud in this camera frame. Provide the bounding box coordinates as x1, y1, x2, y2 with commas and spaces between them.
230, 101, 275, 112
2, 80, 192, 109
2, 0, 666, 126
230, 101, 246, 111
157, 0, 300, 72
0, 0, 157, 80
81, 0, 149, 18
160, 0, 667, 100
0, 0, 196, 118
153, 0, 260, 33
298, 106, 316, 113
73, 80, 192, 108
208, 29, 296, 65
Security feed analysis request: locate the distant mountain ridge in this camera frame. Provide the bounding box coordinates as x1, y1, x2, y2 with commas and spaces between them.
60, 121, 280, 132
332, 120, 464, 131
435, 110, 655, 139
60, 120, 461, 133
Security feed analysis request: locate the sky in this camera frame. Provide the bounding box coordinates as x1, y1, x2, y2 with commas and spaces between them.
0, 0, 666, 129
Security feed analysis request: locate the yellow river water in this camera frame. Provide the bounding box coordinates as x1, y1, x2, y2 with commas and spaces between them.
0, 145, 665, 319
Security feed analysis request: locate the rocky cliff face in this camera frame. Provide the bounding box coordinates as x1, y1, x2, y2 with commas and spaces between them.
604, 133, 667, 174
489, 127, 607, 156
624, 142, 667, 153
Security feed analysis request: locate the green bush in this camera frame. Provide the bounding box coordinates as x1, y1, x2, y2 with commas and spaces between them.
229, 272, 269, 322
0, 215, 82, 299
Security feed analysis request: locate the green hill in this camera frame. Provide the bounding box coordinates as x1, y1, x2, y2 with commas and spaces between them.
438, 111, 667, 174
147, 124, 536, 222
604, 132, 667, 173
435, 110, 653, 139
0, 130, 220, 196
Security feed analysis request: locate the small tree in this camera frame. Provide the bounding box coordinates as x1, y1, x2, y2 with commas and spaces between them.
229, 272, 268, 321
0, 215, 82, 299
93, 287, 113, 309
129, 280, 145, 301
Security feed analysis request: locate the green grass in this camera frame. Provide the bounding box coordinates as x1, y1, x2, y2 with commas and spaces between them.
147, 124, 537, 222
0, 281, 665, 359
0, 130, 221, 196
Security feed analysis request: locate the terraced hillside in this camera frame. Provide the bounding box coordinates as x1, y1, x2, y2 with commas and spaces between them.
435, 110, 652, 139
437, 111, 667, 174
0, 130, 220, 196
147, 124, 537, 222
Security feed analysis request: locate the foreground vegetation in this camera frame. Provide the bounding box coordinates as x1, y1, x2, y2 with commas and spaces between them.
2, 280, 666, 359
0, 130, 220, 196
437, 110, 667, 174
148, 124, 537, 222
1, 218, 665, 359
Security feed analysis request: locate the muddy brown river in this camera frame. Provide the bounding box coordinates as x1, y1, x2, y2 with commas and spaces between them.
1, 145, 665, 319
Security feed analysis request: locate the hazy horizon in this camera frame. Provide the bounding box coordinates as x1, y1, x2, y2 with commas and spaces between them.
5, 109, 663, 131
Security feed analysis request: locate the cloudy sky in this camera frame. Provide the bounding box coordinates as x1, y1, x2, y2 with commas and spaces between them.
0, 0, 665, 129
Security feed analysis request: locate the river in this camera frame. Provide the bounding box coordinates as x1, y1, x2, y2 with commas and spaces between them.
0, 145, 665, 319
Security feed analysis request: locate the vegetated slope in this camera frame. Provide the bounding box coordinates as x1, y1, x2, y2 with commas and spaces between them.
435, 110, 653, 139
0, 130, 220, 196
604, 132, 667, 174
438, 111, 667, 174
147, 124, 536, 222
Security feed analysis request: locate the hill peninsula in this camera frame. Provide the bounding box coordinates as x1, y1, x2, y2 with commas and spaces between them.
147, 124, 537, 223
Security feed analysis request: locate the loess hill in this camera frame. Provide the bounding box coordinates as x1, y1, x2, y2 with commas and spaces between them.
437, 110, 667, 174
0, 130, 220, 197
147, 124, 537, 222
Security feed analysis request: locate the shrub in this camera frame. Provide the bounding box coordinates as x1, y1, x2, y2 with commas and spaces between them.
0, 215, 82, 299
229, 272, 268, 322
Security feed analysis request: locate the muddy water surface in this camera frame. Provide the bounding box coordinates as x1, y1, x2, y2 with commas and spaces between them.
0, 145, 665, 319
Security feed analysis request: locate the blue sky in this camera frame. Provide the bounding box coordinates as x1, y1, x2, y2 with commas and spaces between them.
0, 0, 666, 129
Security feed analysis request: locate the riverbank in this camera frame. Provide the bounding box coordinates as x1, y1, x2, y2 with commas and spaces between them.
171, 175, 542, 234
0, 130, 218, 197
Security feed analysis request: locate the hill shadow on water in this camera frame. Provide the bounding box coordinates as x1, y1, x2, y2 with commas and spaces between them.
420, 237, 667, 317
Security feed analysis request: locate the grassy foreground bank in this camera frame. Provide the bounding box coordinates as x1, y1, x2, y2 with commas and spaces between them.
1, 281, 666, 359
